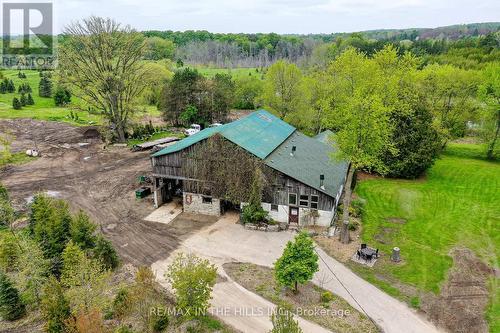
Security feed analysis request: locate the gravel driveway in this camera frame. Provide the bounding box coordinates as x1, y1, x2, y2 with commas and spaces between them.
152, 213, 442, 333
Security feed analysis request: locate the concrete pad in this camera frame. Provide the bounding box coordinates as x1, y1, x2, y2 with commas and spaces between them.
144, 199, 182, 225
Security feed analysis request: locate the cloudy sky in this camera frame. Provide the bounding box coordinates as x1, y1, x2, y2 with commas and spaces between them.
55, 0, 499, 33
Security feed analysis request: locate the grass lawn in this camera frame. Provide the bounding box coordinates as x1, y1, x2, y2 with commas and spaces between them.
0, 69, 102, 126
355, 143, 499, 329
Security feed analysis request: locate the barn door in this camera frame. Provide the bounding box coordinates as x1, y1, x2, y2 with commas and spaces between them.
289, 207, 299, 224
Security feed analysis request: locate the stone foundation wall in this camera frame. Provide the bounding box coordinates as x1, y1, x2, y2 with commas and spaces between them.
183, 193, 221, 216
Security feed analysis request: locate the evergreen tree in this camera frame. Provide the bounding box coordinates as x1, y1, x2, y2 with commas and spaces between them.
0, 271, 25, 321
39, 75, 53, 97
61, 240, 86, 287
0, 80, 6, 94
7, 80, 15, 93
0, 234, 19, 271
27, 93, 35, 105
70, 210, 96, 250
93, 235, 119, 270
18, 83, 32, 94
12, 97, 22, 110
41, 277, 71, 333
20, 93, 27, 106
53, 87, 71, 106
30, 196, 72, 275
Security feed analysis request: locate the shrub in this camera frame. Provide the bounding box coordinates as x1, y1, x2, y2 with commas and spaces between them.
320, 291, 335, 303
348, 221, 359, 231
66, 309, 106, 333
270, 306, 303, 333
0, 271, 25, 321
241, 204, 268, 224
166, 253, 217, 319
151, 309, 169, 332
350, 198, 365, 218
111, 288, 131, 319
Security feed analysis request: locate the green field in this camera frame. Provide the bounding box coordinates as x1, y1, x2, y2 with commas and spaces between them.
0, 70, 103, 126
195, 67, 262, 80
355, 143, 499, 329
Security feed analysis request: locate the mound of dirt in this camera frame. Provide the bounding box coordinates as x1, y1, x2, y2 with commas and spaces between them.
421, 248, 494, 333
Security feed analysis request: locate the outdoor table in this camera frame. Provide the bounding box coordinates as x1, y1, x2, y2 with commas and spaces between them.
360, 247, 377, 260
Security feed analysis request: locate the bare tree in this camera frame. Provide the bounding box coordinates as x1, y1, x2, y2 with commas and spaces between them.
58, 16, 147, 142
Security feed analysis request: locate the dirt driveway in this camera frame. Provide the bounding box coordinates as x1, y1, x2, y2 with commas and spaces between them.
0, 119, 215, 266
152, 213, 443, 333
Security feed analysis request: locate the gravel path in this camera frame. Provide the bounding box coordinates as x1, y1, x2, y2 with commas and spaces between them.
152, 213, 443, 333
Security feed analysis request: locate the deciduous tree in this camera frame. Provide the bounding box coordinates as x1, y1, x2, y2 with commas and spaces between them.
326, 47, 393, 243
478, 62, 500, 160
260, 60, 304, 120
58, 16, 148, 142
166, 253, 217, 318
274, 232, 318, 293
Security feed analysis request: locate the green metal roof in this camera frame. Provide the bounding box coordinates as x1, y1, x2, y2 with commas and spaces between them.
265, 131, 349, 198
152, 110, 295, 159
152, 111, 348, 198
151, 126, 223, 157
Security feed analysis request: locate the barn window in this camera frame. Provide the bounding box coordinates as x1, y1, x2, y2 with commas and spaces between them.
271, 204, 278, 212
299, 195, 309, 207
310, 195, 319, 209
202, 196, 213, 204
288, 193, 297, 206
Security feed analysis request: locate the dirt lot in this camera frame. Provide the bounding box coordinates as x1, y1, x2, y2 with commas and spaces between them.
0, 119, 215, 266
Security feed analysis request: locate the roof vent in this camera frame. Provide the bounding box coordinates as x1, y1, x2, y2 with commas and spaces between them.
290, 146, 296, 157
320, 174, 325, 190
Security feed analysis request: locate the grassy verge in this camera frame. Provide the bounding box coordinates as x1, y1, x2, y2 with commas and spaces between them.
0, 152, 37, 168
352, 143, 499, 327
224, 262, 379, 333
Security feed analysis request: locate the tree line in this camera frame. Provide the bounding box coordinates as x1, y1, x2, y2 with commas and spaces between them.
140, 28, 500, 69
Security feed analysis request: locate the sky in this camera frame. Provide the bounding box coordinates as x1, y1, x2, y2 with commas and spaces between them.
50, 0, 500, 33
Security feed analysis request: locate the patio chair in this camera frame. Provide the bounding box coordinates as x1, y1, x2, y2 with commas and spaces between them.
356, 250, 361, 260
365, 253, 373, 262
375, 249, 379, 258
361, 243, 367, 249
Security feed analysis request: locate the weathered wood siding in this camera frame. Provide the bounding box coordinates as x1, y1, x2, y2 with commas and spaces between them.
264, 174, 335, 211
151, 140, 335, 211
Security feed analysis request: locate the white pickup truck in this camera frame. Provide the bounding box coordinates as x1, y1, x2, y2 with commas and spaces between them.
184, 124, 201, 136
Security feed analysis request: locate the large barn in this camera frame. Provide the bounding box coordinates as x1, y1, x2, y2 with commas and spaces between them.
150, 110, 349, 227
